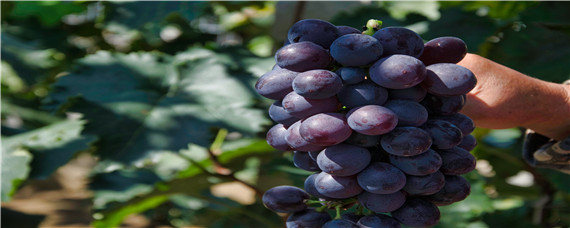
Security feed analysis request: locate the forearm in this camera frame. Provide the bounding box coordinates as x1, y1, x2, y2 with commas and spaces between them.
458, 54, 570, 140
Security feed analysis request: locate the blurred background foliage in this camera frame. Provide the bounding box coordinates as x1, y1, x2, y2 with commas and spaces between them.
1, 1, 569, 228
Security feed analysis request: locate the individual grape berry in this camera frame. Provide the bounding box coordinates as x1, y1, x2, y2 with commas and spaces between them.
403, 171, 446, 195
357, 162, 406, 194
292, 70, 343, 99
282, 91, 340, 119
432, 113, 475, 136
293, 151, 321, 172
314, 172, 363, 199
255, 68, 298, 100
262, 186, 309, 213
303, 173, 329, 199
372, 27, 424, 57
458, 134, 477, 151
380, 127, 432, 157
421, 63, 477, 96
299, 113, 352, 146
268, 100, 299, 127
356, 214, 401, 228
419, 37, 467, 66
338, 81, 389, 108
341, 213, 364, 224
392, 198, 440, 227
286, 208, 332, 228
369, 55, 427, 89
276, 42, 332, 72
308, 150, 320, 161
316, 144, 371, 176
336, 67, 367, 85
421, 119, 463, 149
357, 190, 406, 213
285, 121, 326, 152
388, 85, 427, 102
438, 146, 476, 175
428, 175, 471, 206
421, 94, 466, 116
288, 19, 340, 48
266, 124, 292, 151
345, 132, 381, 147
322, 219, 359, 228
337, 25, 361, 36
330, 34, 384, 67
346, 105, 398, 135
384, 100, 429, 127
388, 149, 442, 176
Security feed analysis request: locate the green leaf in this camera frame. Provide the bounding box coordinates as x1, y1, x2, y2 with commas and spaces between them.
1, 147, 32, 202
9, 1, 86, 27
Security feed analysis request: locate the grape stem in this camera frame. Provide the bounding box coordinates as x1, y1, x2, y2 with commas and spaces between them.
334, 205, 342, 220
363, 19, 382, 36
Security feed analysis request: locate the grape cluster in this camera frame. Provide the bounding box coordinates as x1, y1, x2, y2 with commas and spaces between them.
258, 18, 477, 228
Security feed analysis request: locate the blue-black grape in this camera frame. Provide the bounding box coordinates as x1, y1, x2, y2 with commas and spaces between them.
357, 214, 401, 228
384, 100, 429, 127
392, 198, 440, 227
276, 42, 332, 72
286, 208, 332, 228
388, 85, 427, 102
432, 113, 475, 136
341, 213, 364, 224
269, 100, 299, 127
322, 219, 358, 228
255, 68, 298, 100
428, 175, 471, 206
262, 185, 309, 213
380, 127, 432, 157
314, 172, 363, 199
346, 105, 398, 135
357, 190, 406, 213
345, 132, 381, 147
308, 150, 320, 161
316, 144, 371, 176
285, 121, 326, 152
421, 120, 463, 149
336, 67, 367, 85
266, 124, 292, 151
372, 27, 424, 57
337, 25, 361, 36
438, 147, 476, 175
282, 91, 340, 119
403, 171, 445, 196
293, 151, 321, 172
369, 55, 427, 89
299, 113, 352, 146
292, 70, 343, 99
419, 37, 467, 66
458, 134, 477, 151
421, 63, 477, 96
389, 149, 442, 176
288, 19, 340, 48
338, 81, 389, 108
304, 173, 329, 199
330, 34, 384, 67
421, 94, 466, 116
357, 162, 406, 194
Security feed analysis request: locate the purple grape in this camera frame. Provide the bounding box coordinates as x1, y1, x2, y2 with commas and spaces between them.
255, 68, 298, 100
438, 147, 476, 175
357, 214, 401, 228
304, 173, 329, 199
372, 27, 424, 57
299, 113, 352, 146
292, 70, 343, 99
428, 175, 471, 206
421, 94, 466, 116
433, 113, 475, 135
369, 55, 427, 89
419, 37, 467, 66
357, 190, 406, 213
288, 19, 340, 48
286, 208, 332, 228
345, 132, 381, 147
337, 25, 361, 36
384, 100, 429, 127
421, 119, 463, 149
285, 121, 326, 152
322, 219, 359, 228
336, 67, 367, 84
316, 144, 371, 176
293, 151, 321, 172
330, 34, 384, 67
380, 127, 432, 157
458, 134, 477, 151
282, 91, 340, 119
421, 63, 477, 96
314, 172, 363, 199
388, 149, 442, 176
403, 171, 445, 196
357, 162, 406, 194
341, 213, 364, 224
308, 150, 320, 161
392, 198, 440, 227
388, 85, 427, 102
269, 100, 299, 127
276, 42, 332, 72
338, 81, 389, 109
346, 105, 398, 135
266, 124, 292, 151
262, 185, 309, 213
